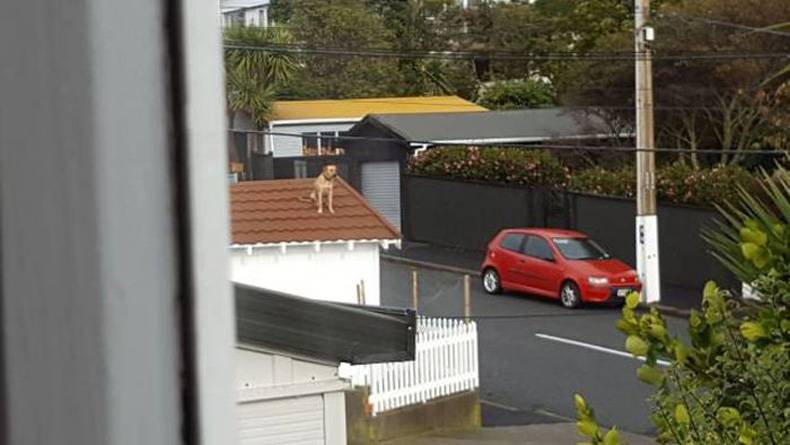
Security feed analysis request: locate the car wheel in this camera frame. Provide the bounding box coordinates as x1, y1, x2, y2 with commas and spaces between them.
482, 268, 501, 294
560, 281, 582, 309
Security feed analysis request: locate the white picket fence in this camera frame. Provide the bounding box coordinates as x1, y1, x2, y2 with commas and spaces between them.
344, 316, 479, 416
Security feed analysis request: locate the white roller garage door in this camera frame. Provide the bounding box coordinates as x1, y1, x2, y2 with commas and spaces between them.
361, 161, 401, 230
238, 395, 325, 445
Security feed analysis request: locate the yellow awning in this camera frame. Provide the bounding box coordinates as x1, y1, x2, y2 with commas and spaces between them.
269, 96, 487, 121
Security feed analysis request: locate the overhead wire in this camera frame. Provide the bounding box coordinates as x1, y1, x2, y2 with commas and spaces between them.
224, 43, 790, 61
229, 129, 789, 156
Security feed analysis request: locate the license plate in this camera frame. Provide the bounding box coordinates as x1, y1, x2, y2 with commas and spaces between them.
617, 288, 632, 297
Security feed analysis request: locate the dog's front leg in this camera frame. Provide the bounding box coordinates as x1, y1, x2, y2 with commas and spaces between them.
317, 188, 323, 213
328, 187, 335, 214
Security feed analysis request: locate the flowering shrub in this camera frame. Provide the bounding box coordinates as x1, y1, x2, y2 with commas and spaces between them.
408, 147, 761, 208
408, 146, 569, 188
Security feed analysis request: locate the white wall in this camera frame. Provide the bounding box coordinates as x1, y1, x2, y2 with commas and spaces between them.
236, 348, 339, 390
231, 242, 382, 306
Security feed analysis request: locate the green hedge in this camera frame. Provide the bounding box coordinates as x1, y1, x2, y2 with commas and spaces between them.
408, 147, 760, 207
407, 147, 569, 188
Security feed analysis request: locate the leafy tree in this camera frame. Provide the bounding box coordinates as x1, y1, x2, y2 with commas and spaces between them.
280, 0, 406, 99
224, 26, 296, 169
560, 0, 790, 167
477, 79, 556, 110
575, 166, 790, 444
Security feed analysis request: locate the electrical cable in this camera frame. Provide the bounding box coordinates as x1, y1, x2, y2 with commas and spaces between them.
228, 128, 790, 156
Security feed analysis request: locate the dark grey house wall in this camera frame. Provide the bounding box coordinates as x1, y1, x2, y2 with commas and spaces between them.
402, 175, 738, 291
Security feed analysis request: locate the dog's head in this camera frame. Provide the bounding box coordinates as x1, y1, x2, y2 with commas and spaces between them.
322, 164, 338, 180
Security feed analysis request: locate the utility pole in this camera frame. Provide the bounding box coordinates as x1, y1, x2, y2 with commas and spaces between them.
635, 0, 661, 303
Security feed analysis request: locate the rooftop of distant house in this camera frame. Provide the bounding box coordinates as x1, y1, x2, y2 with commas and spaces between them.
268, 95, 487, 122
351, 108, 623, 144
229, 178, 400, 245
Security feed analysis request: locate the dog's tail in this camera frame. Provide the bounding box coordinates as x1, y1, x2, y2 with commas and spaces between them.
298, 195, 313, 203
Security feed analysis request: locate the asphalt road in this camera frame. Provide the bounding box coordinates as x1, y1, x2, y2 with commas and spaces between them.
380, 260, 688, 436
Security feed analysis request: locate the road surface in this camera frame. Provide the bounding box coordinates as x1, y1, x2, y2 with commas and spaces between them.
380, 260, 688, 436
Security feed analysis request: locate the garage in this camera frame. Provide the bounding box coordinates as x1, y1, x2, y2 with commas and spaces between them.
238, 395, 325, 445
361, 161, 401, 230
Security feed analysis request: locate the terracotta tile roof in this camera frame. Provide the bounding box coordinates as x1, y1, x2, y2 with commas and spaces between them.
230, 178, 401, 245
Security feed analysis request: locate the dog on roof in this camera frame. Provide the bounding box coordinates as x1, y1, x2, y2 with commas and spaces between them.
300, 164, 338, 214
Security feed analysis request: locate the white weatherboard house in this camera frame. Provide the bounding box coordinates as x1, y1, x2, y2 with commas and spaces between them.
263, 96, 486, 158
220, 0, 271, 28
229, 177, 401, 306
235, 284, 415, 445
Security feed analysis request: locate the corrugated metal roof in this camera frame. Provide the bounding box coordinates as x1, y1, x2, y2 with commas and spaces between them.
269, 96, 486, 121
230, 177, 401, 245
235, 283, 416, 364
354, 108, 614, 143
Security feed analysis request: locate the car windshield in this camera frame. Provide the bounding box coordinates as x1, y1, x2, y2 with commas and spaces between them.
552, 237, 610, 260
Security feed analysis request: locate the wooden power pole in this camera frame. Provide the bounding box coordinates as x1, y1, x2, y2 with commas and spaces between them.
635, 0, 661, 303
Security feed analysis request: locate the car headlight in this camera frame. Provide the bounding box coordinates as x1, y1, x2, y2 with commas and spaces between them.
587, 276, 609, 287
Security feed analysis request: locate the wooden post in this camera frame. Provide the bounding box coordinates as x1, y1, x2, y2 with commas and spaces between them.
412, 270, 419, 312
360, 279, 366, 306
463, 274, 471, 323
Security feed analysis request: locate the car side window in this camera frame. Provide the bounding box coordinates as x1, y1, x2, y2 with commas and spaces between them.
499, 233, 525, 253
523, 236, 555, 261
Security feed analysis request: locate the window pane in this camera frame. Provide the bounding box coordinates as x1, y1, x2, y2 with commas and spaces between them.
553, 238, 610, 260
524, 236, 554, 260
499, 234, 524, 253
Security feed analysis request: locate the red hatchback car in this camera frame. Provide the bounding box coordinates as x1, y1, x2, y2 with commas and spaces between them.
480, 228, 641, 308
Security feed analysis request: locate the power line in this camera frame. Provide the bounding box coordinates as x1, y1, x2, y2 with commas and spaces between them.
663, 12, 790, 38
229, 128, 789, 156
224, 43, 790, 62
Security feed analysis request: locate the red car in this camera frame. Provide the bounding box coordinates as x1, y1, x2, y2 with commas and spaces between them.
480, 228, 641, 308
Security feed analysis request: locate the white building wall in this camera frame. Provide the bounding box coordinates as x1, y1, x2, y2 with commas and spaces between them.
231, 242, 382, 306
269, 121, 356, 157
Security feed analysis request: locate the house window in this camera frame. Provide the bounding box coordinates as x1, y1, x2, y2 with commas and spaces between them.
302, 132, 318, 156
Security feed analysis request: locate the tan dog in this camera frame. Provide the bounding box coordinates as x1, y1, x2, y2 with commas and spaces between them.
301, 164, 338, 214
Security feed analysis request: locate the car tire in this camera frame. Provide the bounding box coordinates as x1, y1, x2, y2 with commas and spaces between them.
482, 268, 502, 294
560, 281, 582, 309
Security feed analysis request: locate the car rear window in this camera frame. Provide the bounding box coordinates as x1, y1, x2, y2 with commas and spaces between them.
499, 233, 525, 253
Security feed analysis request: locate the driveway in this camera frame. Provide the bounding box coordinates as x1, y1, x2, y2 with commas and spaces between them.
380, 260, 688, 436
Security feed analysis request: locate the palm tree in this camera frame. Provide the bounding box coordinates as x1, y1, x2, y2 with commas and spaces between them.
224, 26, 297, 175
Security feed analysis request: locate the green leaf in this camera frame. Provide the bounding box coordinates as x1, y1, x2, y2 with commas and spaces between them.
649, 323, 666, 339
615, 319, 637, 335
603, 428, 620, 445
673, 342, 689, 366
716, 407, 742, 427
625, 292, 640, 309
576, 419, 599, 438
625, 335, 649, 357
739, 227, 767, 246
636, 364, 664, 385
703, 281, 719, 300
739, 425, 756, 445
739, 322, 767, 341
674, 404, 690, 425
574, 394, 587, 413
740, 242, 760, 260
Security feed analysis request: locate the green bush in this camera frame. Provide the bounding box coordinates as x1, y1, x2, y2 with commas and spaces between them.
409, 147, 762, 208
575, 167, 790, 445
476, 79, 556, 110
408, 147, 569, 188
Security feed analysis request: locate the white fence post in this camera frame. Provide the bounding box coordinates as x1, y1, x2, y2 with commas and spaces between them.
344, 316, 480, 416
